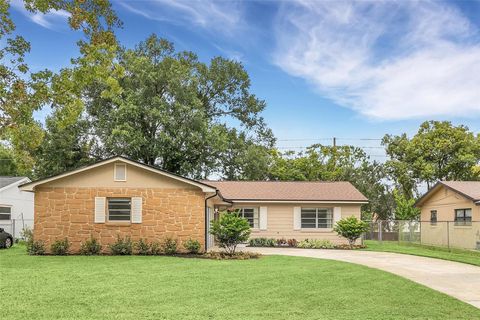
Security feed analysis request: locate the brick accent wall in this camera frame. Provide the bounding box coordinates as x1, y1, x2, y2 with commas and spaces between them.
34, 187, 205, 253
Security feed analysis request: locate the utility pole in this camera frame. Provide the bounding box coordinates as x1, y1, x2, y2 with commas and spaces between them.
333, 137, 336, 148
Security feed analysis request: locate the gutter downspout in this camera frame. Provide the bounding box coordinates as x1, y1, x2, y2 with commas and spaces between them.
204, 190, 218, 252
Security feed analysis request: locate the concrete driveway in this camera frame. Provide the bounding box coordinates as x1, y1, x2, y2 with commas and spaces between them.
242, 247, 480, 308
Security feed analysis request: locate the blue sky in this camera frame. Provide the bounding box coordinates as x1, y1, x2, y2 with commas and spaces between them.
10, 0, 480, 156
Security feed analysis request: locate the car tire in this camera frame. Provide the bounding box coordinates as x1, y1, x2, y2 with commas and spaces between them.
4, 237, 12, 249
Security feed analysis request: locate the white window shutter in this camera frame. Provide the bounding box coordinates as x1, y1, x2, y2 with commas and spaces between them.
293, 207, 301, 230
259, 207, 268, 230
131, 197, 143, 223
94, 197, 106, 223
333, 207, 342, 225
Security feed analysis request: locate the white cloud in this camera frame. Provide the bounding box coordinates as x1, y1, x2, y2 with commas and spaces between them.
274, 0, 480, 120
11, 0, 69, 30
120, 0, 245, 36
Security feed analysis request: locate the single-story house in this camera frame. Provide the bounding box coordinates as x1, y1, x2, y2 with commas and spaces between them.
0, 176, 34, 238
20, 157, 368, 252
416, 181, 480, 250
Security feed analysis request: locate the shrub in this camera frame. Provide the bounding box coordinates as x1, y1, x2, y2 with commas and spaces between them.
183, 238, 201, 254
210, 212, 251, 254
287, 239, 298, 247
27, 240, 46, 255
135, 238, 151, 255
276, 238, 287, 246
51, 238, 70, 255
248, 237, 276, 247
23, 227, 45, 255
109, 236, 133, 255
150, 241, 162, 255
203, 251, 261, 260
334, 216, 369, 248
297, 239, 334, 249
79, 237, 102, 255
163, 237, 177, 255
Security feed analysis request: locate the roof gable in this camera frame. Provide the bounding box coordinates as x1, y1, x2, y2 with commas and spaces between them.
20, 157, 216, 192
0, 176, 30, 192
202, 181, 368, 202
416, 181, 480, 207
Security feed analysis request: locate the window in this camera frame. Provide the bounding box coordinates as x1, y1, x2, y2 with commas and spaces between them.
114, 163, 127, 181
454, 209, 472, 226
108, 198, 131, 221
0, 206, 11, 220
301, 208, 333, 229
430, 210, 437, 225
237, 208, 259, 228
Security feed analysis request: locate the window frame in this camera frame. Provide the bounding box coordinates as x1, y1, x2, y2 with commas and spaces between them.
430, 210, 437, 225
114, 163, 127, 182
236, 207, 259, 229
0, 205, 12, 220
454, 208, 472, 226
301, 207, 333, 229
107, 197, 132, 222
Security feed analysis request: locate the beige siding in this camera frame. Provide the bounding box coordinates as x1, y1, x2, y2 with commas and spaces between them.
420, 186, 480, 222
44, 161, 195, 189
228, 203, 362, 244
419, 185, 480, 249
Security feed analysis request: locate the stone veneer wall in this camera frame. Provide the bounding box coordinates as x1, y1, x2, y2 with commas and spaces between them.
34, 187, 205, 253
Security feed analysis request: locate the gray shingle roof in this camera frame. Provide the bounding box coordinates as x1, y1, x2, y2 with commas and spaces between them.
0, 176, 27, 189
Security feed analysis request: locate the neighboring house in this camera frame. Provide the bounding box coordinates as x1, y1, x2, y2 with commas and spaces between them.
0, 176, 34, 238
20, 157, 368, 252
416, 181, 480, 250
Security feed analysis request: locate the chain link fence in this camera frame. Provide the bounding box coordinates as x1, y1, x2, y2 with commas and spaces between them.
364, 220, 480, 251
0, 219, 34, 241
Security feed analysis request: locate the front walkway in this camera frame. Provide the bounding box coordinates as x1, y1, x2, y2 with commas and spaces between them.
242, 247, 480, 308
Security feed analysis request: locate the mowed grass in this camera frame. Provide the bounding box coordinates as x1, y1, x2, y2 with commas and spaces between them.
1, 245, 479, 320
364, 240, 480, 267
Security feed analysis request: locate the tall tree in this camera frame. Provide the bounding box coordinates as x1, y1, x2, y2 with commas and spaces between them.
84, 35, 274, 178
0, 0, 121, 176
383, 121, 480, 198
267, 144, 394, 220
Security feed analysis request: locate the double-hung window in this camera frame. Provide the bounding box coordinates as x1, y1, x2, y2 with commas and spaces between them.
237, 208, 259, 229
0, 206, 11, 220
454, 209, 472, 226
430, 210, 437, 225
301, 208, 333, 229
108, 198, 131, 221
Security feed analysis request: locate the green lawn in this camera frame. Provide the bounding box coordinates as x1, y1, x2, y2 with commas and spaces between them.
364, 240, 480, 267
1, 245, 479, 319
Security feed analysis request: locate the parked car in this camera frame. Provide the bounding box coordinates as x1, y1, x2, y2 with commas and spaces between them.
0, 228, 13, 249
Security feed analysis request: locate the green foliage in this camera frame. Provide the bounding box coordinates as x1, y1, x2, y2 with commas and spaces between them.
276, 238, 287, 246
84, 35, 274, 179
267, 145, 394, 220
134, 238, 151, 255
248, 238, 276, 247
162, 237, 177, 255
383, 121, 480, 198
183, 238, 201, 254
0, 0, 121, 177
50, 238, 70, 255
297, 239, 335, 249
394, 190, 420, 220
79, 237, 102, 255
22, 227, 45, 255
334, 216, 369, 248
108, 236, 133, 255
150, 241, 162, 255
27, 240, 46, 255
203, 251, 261, 260
210, 212, 251, 254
